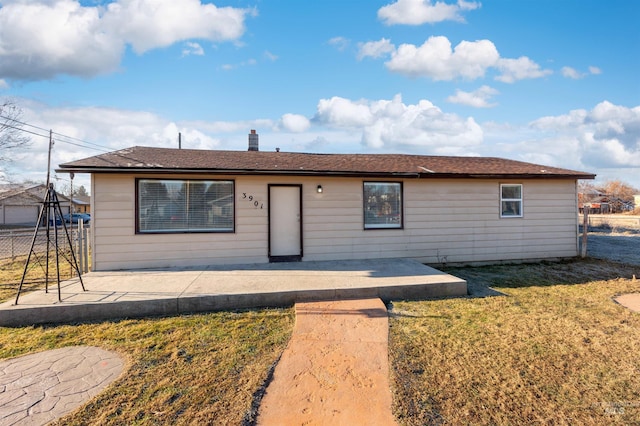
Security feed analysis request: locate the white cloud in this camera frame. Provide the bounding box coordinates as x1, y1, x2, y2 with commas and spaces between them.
0, 0, 123, 80
315, 97, 375, 127
357, 38, 395, 60
158, 123, 218, 151
182, 42, 204, 57
220, 58, 257, 71
0, 0, 253, 80
589, 66, 602, 75
264, 51, 278, 61
486, 133, 586, 175
8, 97, 640, 190
366, 35, 551, 83
479, 104, 639, 189
385, 36, 500, 80
495, 57, 552, 83
561, 66, 583, 79
531, 101, 640, 169
0, 79, 8, 89
180, 119, 275, 135
378, 0, 480, 25
5, 101, 224, 186
103, 0, 252, 54
280, 114, 311, 133
314, 94, 483, 152
561, 65, 602, 79
446, 85, 499, 108
328, 36, 350, 51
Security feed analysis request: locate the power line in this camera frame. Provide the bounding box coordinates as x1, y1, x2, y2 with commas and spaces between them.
0, 113, 51, 134
51, 131, 112, 152
0, 120, 50, 140
0, 113, 113, 153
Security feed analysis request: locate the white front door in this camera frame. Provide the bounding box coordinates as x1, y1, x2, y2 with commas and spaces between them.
269, 185, 302, 260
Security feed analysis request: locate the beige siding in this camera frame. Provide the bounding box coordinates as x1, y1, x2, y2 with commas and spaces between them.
91, 174, 579, 270
302, 178, 578, 264
92, 174, 272, 270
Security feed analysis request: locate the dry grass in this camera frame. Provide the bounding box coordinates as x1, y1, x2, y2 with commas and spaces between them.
0, 254, 293, 424
389, 259, 640, 425
0, 252, 80, 302
3, 255, 640, 424
0, 309, 294, 425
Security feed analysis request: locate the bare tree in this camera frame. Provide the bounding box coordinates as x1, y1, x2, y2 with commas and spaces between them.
596, 179, 640, 212
75, 185, 89, 197
56, 182, 88, 198
0, 99, 31, 165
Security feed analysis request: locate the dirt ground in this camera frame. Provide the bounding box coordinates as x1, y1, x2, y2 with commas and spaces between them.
585, 231, 640, 265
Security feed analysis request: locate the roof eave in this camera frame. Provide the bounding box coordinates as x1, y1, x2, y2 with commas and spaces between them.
56, 166, 421, 177
55, 166, 595, 180
440, 173, 597, 180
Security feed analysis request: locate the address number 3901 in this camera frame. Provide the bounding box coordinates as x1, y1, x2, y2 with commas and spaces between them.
241, 193, 264, 209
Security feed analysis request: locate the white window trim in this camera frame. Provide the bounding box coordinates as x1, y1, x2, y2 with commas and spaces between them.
500, 183, 523, 218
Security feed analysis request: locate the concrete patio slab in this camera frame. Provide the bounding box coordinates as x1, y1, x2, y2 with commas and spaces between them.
0, 258, 467, 327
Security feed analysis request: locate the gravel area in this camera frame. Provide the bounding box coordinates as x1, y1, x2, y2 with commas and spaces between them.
584, 231, 640, 266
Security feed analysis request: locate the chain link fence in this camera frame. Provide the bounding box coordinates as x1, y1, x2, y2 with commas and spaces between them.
0, 225, 91, 272
579, 214, 640, 232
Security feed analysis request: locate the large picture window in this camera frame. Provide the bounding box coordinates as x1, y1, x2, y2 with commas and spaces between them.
363, 182, 403, 229
137, 179, 234, 233
500, 184, 523, 218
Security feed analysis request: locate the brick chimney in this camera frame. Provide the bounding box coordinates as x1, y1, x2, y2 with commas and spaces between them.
248, 129, 259, 151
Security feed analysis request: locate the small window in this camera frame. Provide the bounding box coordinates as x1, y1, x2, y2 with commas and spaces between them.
501, 184, 523, 217
364, 182, 403, 229
137, 179, 234, 233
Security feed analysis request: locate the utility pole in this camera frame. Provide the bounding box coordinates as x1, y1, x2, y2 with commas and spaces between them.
46, 130, 53, 189
70, 172, 74, 215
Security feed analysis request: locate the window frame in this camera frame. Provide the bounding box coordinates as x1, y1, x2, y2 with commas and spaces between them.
135, 178, 235, 234
500, 183, 523, 218
363, 181, 404, 230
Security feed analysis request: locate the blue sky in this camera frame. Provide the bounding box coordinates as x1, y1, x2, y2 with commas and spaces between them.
1, 0, 639, 191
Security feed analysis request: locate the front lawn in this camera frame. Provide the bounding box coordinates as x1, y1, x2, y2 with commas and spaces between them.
390, 259, 640, 425
0, 309, 294, 425
2, 257, 639, 424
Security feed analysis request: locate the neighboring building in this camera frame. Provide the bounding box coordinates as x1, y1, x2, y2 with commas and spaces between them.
71, 195, 91, 214
57, 136, 595, 271
579, 195, 611, 214
579, 193, 635, 214
0, 184, 72, 226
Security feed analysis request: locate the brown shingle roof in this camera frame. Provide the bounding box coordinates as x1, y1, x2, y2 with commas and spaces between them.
57, 146, 595, 179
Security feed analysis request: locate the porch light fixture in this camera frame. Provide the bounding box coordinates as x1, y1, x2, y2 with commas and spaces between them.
316, 185, 323, 193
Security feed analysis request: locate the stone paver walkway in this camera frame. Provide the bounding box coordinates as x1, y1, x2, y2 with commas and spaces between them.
615, 293, 640, 312
257, 298, 398, 425
0, 346, 124, 425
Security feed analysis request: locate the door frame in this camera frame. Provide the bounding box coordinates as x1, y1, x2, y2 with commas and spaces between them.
268, 184, 303, 262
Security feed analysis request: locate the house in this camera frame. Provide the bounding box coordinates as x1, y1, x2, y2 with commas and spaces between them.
579, 195, 611, 214
72, 195, 91, 214
57, 133, 595, 271
579, 193, 635, 214
0, 184, 72, 226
